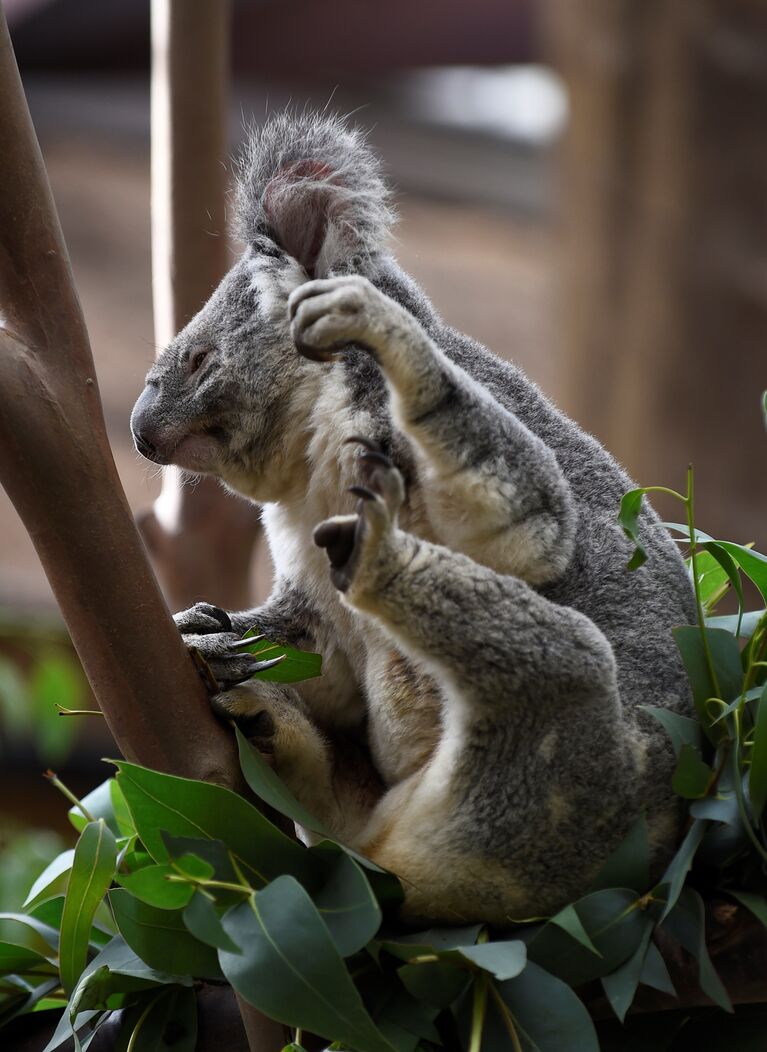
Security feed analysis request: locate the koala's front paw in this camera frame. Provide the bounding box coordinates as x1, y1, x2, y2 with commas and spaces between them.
313, 436, 405, 594
174, 602, 281, 691
288, 276, 396, 362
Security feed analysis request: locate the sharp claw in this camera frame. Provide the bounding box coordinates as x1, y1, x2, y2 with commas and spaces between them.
348, 484, 378, 502
228, 634, 266, 651
207, 606, 233, 632
359, 450, 392, 469
248, 654, 287, 674
344, 435, 382, 453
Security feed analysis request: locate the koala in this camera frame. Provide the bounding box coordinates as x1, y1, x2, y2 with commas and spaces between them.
131, 112, 696, 925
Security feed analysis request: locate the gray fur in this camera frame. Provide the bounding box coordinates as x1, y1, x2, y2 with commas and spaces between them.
131, 113, 695, 924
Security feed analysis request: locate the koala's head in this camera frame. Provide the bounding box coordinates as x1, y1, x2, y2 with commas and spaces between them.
131, 112, 394, 501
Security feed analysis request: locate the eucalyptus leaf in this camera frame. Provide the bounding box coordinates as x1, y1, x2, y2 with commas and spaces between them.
110, 889, 222, 980
218, 876, 395, 1052
397, 960, 470, 1009
456, 939, 527, 981
60, 820, 117, 994
660, 887, 731, 1013
527, 888, 646, 986
672, 626, 743, 742
114, 761, 315, 887
671, 744, 713, 799
600, 920, 653, 1023
590, 814, 650, 894
729, 890, 767, 929
23, 849, 75, 910
618, 489, 650, 570
115, 864, 195, 911
310, 842, 382, 957
182, 891, 240, 953
656, 819, 706, 921
118, 984, 197, 1052
638, 940, 676, 997
241, 629, 323, 684
748, 684, 767, 821
68, 779, 119, 835
495, 961, 600, 1052
642, 706, 703, 757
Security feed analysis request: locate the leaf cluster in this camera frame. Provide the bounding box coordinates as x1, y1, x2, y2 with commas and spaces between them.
2, 447, 767, 1049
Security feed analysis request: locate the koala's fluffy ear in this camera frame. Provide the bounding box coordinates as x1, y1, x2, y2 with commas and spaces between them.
234, 112, 395, 277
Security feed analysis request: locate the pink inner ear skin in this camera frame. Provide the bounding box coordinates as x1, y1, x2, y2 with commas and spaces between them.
263, 160, 339, 276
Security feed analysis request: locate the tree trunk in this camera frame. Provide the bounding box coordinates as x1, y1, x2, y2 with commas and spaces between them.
547, 0, 767, 548
0, 7, 283, 1048
141, 0, 262, 614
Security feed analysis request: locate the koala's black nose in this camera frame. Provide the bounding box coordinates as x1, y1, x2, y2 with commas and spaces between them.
132, 429, 159, 461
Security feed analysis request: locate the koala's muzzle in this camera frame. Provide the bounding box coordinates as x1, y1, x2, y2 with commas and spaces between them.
130, 384, 170, 465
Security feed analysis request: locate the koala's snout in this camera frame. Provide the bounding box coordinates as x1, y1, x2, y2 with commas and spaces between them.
131, 384, 170, 465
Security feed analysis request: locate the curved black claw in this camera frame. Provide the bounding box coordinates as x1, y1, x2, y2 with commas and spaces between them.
344, 435, 382, 453
348, 485, 378, 502
359, 449, 392, 470
228, 634, 266, 651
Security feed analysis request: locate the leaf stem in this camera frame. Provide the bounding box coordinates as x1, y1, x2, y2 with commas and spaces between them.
165, 874, 253, 896
488, 983, 524, 1052
686, 465, 721, 700
43, 770, 95, 823
469, 973, 488, 1052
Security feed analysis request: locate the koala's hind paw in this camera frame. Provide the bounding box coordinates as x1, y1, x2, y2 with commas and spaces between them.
212, 683, 325, 773
288, 276, 386, 362
314, 438, 405, 593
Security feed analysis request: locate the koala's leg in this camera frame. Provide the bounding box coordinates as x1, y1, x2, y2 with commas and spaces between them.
290, 276, 575, 586
213, 681, 383, 846
315, 457, 633, 919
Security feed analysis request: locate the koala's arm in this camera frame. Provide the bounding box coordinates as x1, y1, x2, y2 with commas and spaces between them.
290, 277, 576, 586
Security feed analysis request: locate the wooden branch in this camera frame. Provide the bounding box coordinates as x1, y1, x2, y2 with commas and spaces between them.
142, 0, 261, 614
0, 3, 239, 789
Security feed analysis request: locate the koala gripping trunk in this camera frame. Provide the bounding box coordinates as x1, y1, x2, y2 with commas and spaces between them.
0, 7, 239, 787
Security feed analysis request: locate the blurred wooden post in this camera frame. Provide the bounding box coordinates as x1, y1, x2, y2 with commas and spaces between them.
546, 0, 767, 546
142, 0, 262, 614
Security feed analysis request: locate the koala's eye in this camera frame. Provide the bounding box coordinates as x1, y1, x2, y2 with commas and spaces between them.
189, 348, 210, 375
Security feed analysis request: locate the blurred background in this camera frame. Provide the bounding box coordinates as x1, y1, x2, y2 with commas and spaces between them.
1, 0, 765, 896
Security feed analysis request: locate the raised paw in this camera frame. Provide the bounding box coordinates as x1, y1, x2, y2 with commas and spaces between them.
313, 436, 405, 593
288, 275, 391, 362
174, 604, 284, 692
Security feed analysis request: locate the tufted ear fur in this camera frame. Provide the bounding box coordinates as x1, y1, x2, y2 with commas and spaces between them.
234, 112, 396, 277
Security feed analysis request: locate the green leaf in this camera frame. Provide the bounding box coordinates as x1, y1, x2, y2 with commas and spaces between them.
114, 761, 315, 887
672, 743, 713, 799
730, 890, 767, 929
548, 903, 601, 956
590, 814, 650, 894
68, 779, 120, 835
182, 891, 240, 953
235, 725, 330, 836
749, 684, 767, 821
119, 985, 197, 1052
711, 542, 767, 607
23, 849, 75, 910
495, 960, 600, 1052
600, 920, 653, 1023
0, 940, 56, 975
661, 887, 731, 1012
656, 819, 706, 920
618, 489, 649, 570
638, 940, 676, 997
241, 629, 323, 684
456, 940, 527, 981
41, 1008, 100, 1052
380, 925, 483, 961
160, 833, 238, 884
397, 960, 470, 1009
109, 780, 135, 838
0, 911, 59, 955
218, 876, 395, 1052
115, 864, 195, 911
673, 626, 743, 742
110, 889, 222, 979
706, 609, 766, 638
527, 888, 646, 985
310, 842, 382, 957
642, 705, 703, 757
60, 820, 117, 994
